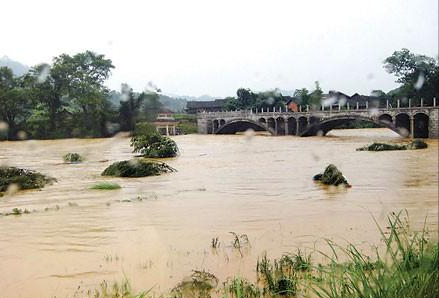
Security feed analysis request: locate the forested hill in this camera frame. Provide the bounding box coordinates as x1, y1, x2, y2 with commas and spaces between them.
108, 91, 187, 112
0, 56, 29, 76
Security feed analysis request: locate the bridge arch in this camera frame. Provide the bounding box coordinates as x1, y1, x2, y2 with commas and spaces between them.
276, 117, 285, 135
258, 118, 266, 125
300, 115, 404, 137
207, 120, 213, 134
287, 117, 297, 135
219, 119, 226, 126
413, 112, 429, 138
378, 113, 393, 125
215, 119, 274, 135
297, 117, 308, 135
267, 118, 276, 131
213, 120, 219, 132
395, 113, 410, 137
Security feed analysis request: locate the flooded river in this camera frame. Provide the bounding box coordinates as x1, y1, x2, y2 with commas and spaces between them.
0, 128, 437, 298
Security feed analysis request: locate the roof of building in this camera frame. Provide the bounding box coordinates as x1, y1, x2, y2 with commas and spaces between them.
186, 99, 227, 109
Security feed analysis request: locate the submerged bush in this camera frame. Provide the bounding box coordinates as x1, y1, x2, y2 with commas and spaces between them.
313, 164, 350, 186
101, 159, 176, 177
357, 139, 428, 151
130, 122, 178, 158
171, 270, 218, 298
63, 153, 84, 163
89, 182, 121, 190
0, 166, 55, 193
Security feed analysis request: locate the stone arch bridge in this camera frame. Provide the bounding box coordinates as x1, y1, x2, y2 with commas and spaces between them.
197, 106, 439, 138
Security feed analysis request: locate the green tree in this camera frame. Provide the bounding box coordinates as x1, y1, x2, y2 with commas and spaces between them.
119, 84, 146, 131
384, 48, 439, 105
293, 88, 310, 105
50, 51, 115, 136
141, 91, 162, 122
24, 63, 63, 137
309, 81, 323, 108
0, 67, 33, 140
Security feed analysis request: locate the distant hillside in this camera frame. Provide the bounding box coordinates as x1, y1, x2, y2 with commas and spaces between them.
0, 55, 29, 76
165, 93, 216, 102
108, 90, 188, 112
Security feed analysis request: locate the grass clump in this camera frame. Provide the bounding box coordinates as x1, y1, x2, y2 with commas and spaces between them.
313, 164, 350, 187
102, 159, 176, 177
357, 139, 428, 151
171, 270, 218, 298
131, 122, 179, 158
89, 182, 121, 190
63, 152, 84, 163
311, 210, 438, 298
0, 166, 55, 194
224, 277, 261, 298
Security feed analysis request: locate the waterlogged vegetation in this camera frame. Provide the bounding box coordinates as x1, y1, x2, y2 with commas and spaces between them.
0, 166, 55, 194
89, 182, 122, 190
131, 122, 179, 158
313, 164, 350, 187
102, 159, 176, 177
69, 211, 437, 298
63, 152, 84, 163
357, 139, 428, 151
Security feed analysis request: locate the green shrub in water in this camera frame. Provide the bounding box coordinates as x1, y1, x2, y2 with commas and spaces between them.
63, 153, 84, 163
313, 164, 350, 186
357, 139, 428, 151
0, 166, 56, 193
101, 159, 176, 177
89, 182, 121, 190
130, 122, 178, 158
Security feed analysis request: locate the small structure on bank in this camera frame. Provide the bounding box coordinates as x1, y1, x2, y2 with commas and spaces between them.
152, 109, 178, 136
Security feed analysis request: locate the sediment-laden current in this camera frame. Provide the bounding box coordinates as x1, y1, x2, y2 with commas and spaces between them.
0, 128, 437, 298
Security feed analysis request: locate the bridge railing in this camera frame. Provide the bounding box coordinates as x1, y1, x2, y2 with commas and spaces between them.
199, 98, 438, 118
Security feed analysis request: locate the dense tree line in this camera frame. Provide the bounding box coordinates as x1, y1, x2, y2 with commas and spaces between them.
0, 51, 163, 140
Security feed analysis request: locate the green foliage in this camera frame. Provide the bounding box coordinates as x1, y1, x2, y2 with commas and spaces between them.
313, 164, 349, 186
63, 153, 84, 163
384, 48, 438, 105
171, 270, 218, 298
224, 88, 286, 111
175, 114, 198, 134
101, 159, 176, 177
311, 211, 439, 298
256, 254, 298, 296
309, 81, 323, 108
293, 88, 311, 105
0, 166, 56, 192
224, 277, 261, 298
0, 67, 33, 140
91, 280, 148, 298
131, 122, 179, 158
89, 182, 121, 190
118, 84, 146, 131
357, 140, 428, 151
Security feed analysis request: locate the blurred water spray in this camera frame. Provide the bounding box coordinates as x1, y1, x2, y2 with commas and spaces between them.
414, 72, 425, 90
37, 64, 50, 83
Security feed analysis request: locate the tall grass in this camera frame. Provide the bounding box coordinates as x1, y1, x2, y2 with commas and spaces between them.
311, 210, 438, 298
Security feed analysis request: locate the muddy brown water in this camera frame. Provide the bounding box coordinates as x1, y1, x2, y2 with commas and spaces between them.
0, 128, 437, 298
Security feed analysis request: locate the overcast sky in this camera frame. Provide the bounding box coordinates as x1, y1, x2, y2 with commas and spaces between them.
2, 0, 438, 97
